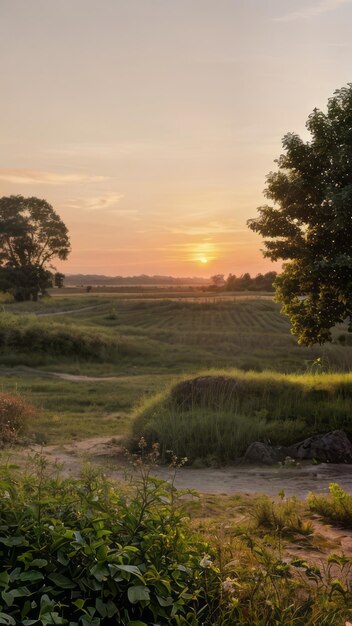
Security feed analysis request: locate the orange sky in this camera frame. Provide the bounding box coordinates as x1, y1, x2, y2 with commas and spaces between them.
1, 0, 352, 276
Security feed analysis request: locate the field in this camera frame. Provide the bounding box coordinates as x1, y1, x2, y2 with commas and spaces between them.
2, 292, 352, 625
1, 293, 352, 445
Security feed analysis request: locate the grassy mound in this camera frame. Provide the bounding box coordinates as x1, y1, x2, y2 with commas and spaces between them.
131, 369, 352, 464
0, 313, 151, 364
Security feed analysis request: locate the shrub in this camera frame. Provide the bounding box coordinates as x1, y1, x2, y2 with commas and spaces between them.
0, 460, 220, 625
0, 393, 32, 444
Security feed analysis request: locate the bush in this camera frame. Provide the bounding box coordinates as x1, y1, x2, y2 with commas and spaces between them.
0, 393, 32, 444
0, 460, 220, 625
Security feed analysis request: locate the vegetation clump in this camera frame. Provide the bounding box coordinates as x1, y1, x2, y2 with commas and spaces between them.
0, 459, 219, 625
131, 370, 352, 464
308, 483, 352, 528
0, 392, 32, 444
0, 313, 126, 363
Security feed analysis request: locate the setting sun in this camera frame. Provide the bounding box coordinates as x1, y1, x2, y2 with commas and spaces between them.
199, 256, 208, 264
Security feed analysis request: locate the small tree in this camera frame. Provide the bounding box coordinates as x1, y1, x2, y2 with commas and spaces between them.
248, 85, 352, 345
0, 195, 70, 300
54, 272, 65, 288
210, 274, 225, 289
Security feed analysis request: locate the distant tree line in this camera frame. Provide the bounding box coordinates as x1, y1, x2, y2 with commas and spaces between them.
209, 272, 278, 292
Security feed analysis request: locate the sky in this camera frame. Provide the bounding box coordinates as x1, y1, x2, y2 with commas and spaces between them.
1, 0, 352, 277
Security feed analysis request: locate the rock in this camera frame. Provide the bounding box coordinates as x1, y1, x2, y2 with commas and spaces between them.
287, 430, 352, 463
244, 441, 287, 465
243, 430, 352, 465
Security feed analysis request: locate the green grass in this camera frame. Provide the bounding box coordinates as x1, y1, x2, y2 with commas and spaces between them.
131, 369, 352, 463
3, 295, 352, 447
5, 296, 352, 374
0, 371, 170, 444
308, 483, 352, 528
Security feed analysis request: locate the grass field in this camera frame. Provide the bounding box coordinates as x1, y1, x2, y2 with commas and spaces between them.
2, 293, 352, 445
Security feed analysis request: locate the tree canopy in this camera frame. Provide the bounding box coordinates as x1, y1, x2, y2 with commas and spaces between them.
248, 85, 352, 345
0, 195, 70, 300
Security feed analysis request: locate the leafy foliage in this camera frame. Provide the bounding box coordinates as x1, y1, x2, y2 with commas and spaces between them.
248, 85, 352, 345
0, 463, 351, 625
0, 195, 70, 301
0, 460, 219, 625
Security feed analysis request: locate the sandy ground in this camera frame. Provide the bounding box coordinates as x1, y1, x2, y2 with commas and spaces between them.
6, 436, 352, 561
13, 435, 352, 499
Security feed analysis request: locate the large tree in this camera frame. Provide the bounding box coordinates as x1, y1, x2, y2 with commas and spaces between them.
0, 195, 70, 300
248, 85, 352, 345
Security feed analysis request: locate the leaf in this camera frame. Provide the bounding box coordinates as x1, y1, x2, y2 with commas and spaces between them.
2, 587, 31, 606
31, 559, 48, 568
19, 570, 44, 583
127, 585, 150, 604
48, 573, 76, 589
156, 595, 173, 607
0, 536, 27, 547
90, 563, 109, 583
114, 564, 142, 576
0, 614, 16, 626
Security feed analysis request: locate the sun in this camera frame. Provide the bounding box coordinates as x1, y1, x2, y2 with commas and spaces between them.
199, 256, 208, 264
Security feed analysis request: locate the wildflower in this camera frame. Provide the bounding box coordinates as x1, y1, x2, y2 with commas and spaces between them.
222, 577, 239, 595
200, 554, 212, 568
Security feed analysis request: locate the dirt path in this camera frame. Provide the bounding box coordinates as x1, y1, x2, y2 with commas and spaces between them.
2, 367, 152, 382
36, 304, 107, 317
16, 436, 352, 499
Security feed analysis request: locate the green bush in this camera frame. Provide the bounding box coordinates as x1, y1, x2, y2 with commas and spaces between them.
0, 460, 219, 625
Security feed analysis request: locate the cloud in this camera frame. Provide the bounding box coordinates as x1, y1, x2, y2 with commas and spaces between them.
64, 193, 140, 219
0, 169, 109, 185
274, 0, 352, 22
65, 193, 125, 212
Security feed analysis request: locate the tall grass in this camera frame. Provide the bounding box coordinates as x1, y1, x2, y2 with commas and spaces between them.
131, 369, 352, 463
0, 312, 154, 363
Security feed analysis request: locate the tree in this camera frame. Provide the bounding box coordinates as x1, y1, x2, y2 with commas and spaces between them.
248, 85, 352, 345
0, 195, 70, 300
54, 272, 65, 288
210, 274, 225, 289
